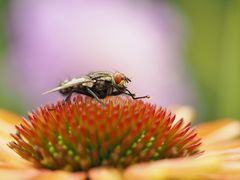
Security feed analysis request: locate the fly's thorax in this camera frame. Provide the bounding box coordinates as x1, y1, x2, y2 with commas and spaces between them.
93, 79, 111, 91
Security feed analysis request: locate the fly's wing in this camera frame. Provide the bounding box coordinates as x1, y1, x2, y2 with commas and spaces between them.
42, 76, 93, 95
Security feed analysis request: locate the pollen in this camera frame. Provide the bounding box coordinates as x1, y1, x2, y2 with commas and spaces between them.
8, 96, 202, 171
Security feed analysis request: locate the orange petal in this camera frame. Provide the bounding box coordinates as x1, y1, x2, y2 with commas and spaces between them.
196, 119, 240, 150
88, 167, 123, 180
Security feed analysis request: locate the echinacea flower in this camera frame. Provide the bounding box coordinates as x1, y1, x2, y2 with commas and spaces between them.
1, 96, 240, 180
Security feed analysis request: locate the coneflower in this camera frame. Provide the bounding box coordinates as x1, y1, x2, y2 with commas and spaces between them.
9, 96, 201, 172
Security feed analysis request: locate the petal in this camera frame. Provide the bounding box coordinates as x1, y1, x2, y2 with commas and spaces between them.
222, 162, 240, 173
88, 168, 123, 180
205, 174, 240, 180
203, 139, 240, 151
123, 148, 240, 179
0, 109, 22, 125
205, 148, 240, 162
0, 109, 22, 142
31, 170, 86, 180
203, 161, 240, 179
0, 169, 86, 180
0, 109, 30, 168
0, 169, 40, 180
123, 155, 223, 179
170, 106, 196, 124
196, 119, 240, 150
201, 148, 240, 178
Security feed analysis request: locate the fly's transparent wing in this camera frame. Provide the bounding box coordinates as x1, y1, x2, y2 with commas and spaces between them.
42, 77, 93, 95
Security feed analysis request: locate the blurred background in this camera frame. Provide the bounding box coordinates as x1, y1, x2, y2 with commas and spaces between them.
0, 0, 239, 122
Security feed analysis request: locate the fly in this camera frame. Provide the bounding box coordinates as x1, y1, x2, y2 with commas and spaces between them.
43, 71, 150, 105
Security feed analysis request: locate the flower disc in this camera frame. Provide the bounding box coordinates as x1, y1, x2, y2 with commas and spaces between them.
9, 96, 201, 171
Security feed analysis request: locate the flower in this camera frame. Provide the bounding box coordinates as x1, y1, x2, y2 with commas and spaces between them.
8, 96, 201, 172
8, 0, 197, 109
1, 96, 240, 179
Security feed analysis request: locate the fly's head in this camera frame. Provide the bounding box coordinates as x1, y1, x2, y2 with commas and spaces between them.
113, 72, 131, 89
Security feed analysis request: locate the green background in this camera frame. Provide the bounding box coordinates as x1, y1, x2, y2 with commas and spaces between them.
170, 0, 240, 121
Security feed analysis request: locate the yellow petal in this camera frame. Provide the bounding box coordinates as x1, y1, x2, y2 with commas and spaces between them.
222, 162, 240, 173
199, 148, 240, 179
0, 109, 30, 168
170, 106, 196, 124
88, 168, 123, 180
0, 169, 40, 180
203, 161, 240, 179
0, 159, 31, 170
0, 169, 86, 180
0, 109, 22, 141
205, 173, 240, 180
0, 109, 22, 124
31, 170, 86, 180
203, 139, 240, 151
124, 155, 223, 180
205, 148, 240, 162
196, 119, 240, 150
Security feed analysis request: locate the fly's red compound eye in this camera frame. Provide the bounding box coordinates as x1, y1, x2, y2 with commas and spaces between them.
114, 72, 123, 84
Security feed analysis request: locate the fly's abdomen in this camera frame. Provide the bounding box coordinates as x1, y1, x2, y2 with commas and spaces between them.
59, 87, 73, 95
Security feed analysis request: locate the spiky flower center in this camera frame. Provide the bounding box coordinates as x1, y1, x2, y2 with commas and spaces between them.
9, 96, 201, 171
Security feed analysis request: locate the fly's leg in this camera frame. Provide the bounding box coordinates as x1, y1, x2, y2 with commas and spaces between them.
65, 90, 74, 102
47, 90, 73, 111
86, 87, 105, 106
112, 85, 150, 100
125, 89, 150, 100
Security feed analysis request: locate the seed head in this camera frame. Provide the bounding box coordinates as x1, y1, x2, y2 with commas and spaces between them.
9, 96, 201, 171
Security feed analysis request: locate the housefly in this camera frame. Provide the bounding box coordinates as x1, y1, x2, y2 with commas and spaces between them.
43, 71, 150, 105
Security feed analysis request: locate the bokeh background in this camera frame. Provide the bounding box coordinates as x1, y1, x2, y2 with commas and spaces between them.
0, 0, 239, 122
